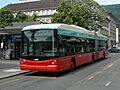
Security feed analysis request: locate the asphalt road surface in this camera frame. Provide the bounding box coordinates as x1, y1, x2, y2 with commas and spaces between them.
0, 53, 120, 90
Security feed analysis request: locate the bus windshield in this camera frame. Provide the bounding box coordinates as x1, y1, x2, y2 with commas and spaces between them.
22, 29, 57, 57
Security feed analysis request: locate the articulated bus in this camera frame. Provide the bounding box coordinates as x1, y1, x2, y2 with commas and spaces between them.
20, 24, 108, 72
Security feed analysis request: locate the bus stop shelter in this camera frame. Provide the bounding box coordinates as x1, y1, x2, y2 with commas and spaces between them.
0, 27, 22, 60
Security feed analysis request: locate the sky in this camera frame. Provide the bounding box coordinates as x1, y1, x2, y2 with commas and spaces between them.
0, 0, 120, 8
96, 0, 120, 5
0, 0, 18, 8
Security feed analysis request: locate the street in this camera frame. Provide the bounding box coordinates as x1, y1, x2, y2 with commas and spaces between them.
0, 53, 120, 90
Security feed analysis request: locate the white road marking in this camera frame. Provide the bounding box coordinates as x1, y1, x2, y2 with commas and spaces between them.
87, 76, 94, 80
105, 81, 111, 87
95, 71, 102, 75
3, 69, 20, 72
102, 63, 114, 70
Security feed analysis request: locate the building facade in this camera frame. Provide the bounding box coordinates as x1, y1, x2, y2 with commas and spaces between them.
103, 4, 120, 46
101, 13, 116, 48
5, 0, 59, 23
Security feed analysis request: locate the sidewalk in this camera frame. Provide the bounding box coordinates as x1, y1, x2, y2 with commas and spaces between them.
0, 59, 29, 79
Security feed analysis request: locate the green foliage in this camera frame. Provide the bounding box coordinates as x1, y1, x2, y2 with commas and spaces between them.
26, 13, 37, 22
52, 1, 72, 24
15, 11, 29, 22
14, 12, 37, 22
52, 0, 106, 31
0, 8, 14, 28
0, 8, 37, 28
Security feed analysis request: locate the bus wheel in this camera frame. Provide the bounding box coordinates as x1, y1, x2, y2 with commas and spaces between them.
103, 52, 106, 59
70, 61, 75, 71
91, 54, 94, 63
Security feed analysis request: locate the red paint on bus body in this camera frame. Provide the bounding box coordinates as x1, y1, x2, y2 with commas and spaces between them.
20, 51, 108, 72
20, 58, 60, 72
75, 53, 93, 66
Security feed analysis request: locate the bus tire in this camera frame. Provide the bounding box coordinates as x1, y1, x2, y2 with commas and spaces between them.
103, 52, 106, 59
91, 54, 95, 63
70, 59, 75, 71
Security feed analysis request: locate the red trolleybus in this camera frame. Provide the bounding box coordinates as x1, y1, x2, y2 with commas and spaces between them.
20, 24, 108, 72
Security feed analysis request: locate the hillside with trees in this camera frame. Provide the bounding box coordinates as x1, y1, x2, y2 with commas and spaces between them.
104, 4, 120, 27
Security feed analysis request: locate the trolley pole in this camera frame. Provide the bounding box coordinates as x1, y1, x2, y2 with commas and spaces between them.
94, 31, 98, 60
94, 19, 99, 60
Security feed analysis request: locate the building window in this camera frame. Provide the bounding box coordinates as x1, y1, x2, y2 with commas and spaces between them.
51, 10, 56, 14
43, 10, 47, 15
41, 19, 45, 22
38, 10, 42, 16
46, 18, 51, 23
23, 12, 26, 14
41, 10, 44, 15
46, 10, 51, 15
30, 11, 35, 16
26, 12, 30, 15
35, 11, 39, 15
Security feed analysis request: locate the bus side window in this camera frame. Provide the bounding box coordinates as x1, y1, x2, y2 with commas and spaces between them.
76, 45, 83, 54
65, 44, 71, 55
59, 47, 65, 56
81, 46, 84, 53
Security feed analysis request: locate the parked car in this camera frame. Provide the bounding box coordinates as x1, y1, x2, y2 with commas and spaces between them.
108, 47, 120, 53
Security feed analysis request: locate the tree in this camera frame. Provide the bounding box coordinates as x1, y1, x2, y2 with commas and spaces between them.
15, 11, 29, 22
14, 12, 37, 22
52, 0, 106, 30
0, 8, 14, 28
26, 13, 37, 22
52, 1, 73, 24
81, 0, 106, 30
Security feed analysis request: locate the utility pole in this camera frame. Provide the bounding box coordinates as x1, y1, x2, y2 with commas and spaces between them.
108, 16, 111, 48
90, 16, 99, 60
94, 29, 98, 60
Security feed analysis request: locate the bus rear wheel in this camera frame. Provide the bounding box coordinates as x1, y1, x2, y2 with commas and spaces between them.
91, 54, 95, 63
103, 52, 106, 59
70, 61, 75, 71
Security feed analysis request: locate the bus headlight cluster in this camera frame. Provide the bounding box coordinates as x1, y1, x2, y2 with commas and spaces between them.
21, 59, 26, 64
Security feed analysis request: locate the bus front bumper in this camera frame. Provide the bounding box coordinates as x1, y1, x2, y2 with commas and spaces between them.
20, 64, 59, 72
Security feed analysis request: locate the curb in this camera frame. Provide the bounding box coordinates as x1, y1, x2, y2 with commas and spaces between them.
0, 71, 30, 80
